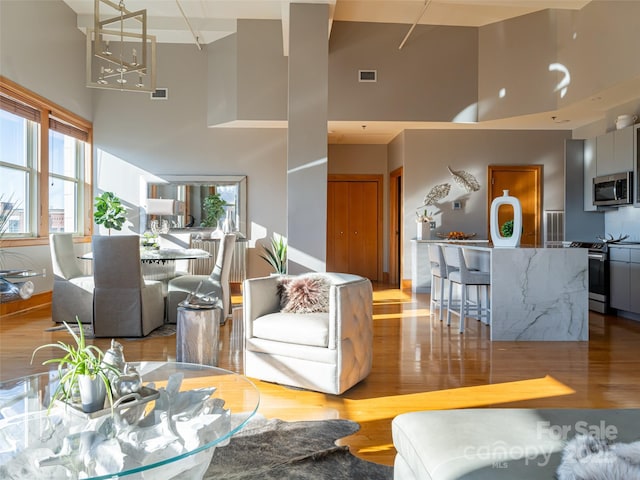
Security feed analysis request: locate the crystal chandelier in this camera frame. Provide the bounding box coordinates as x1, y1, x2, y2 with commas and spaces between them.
86, 0, 156, 92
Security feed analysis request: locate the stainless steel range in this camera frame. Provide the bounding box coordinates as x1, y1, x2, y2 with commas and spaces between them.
568, 241, 608, 313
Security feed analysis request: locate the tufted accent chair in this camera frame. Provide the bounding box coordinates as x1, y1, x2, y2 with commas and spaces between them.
243, 272, 373, 395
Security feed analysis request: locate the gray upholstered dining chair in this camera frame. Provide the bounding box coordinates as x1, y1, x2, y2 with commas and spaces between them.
166, 233, 236, 324
49, 233, 95, 324
92, 235, 165, 337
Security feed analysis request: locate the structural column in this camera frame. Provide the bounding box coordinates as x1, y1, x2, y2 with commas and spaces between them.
287, 3, 329, 274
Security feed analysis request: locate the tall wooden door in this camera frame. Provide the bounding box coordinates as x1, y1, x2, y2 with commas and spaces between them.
488, 165, 542, 246
327, 175, 382, 281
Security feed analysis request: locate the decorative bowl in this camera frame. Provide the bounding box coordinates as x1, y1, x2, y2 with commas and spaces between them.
436, 232, 477, 240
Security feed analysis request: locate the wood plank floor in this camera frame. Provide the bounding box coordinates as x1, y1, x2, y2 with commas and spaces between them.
2, 285, 640, 466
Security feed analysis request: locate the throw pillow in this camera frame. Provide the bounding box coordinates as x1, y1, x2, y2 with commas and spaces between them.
280, 274, 331, 314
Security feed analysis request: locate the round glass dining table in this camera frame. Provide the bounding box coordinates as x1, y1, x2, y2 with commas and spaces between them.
0, 362, 260, 479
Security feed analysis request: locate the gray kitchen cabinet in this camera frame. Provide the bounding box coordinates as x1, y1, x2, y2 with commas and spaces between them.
583, 137, 597, 211
596, 131, 615, 176
608, 246, 640, 314
596, 126, 634, 177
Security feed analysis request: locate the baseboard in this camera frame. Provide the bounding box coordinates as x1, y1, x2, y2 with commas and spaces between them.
0, 291, 51, 317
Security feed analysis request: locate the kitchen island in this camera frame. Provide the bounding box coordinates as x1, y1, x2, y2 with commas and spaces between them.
437, 243, 589, 341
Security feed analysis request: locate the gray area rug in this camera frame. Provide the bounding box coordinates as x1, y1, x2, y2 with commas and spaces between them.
44, 323, 176, 339
205, 418, 394, 480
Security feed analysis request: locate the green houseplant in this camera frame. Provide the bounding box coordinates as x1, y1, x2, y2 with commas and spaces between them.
94, 192, 127, 235
31, 318, 115, 413
201, 193, 227, 227
260, 235, 287, 274
500, 219, 514, 238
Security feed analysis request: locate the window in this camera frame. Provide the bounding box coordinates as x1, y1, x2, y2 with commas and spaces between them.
0, 78, 92, 241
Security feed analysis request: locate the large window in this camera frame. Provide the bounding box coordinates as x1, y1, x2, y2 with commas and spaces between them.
0, 78, 92, 241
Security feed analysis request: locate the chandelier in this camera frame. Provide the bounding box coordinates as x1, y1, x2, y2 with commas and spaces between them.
86, 0, 156, 92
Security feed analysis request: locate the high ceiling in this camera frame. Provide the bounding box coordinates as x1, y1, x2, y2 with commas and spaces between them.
63, 1, 640, 143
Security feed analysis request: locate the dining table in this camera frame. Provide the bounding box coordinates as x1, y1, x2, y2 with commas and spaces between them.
80, 248, 212, 281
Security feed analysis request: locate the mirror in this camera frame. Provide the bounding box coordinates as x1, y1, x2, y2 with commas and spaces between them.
146, 175, 247, 236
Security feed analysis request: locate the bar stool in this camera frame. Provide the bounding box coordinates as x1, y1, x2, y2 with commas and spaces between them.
444, 245, 491, 333
427, 243, 449, 321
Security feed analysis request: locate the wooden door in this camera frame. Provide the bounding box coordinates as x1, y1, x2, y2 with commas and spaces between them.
389, 168, 402, 287
327, 175, 382, 281
488, 165, 542, 246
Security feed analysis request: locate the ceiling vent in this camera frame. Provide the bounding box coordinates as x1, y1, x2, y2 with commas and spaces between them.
358, 70, 377, 82
150, 88, 168, 100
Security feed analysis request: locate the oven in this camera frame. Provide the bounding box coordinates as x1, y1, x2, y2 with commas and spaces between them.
569, 241, 608, 313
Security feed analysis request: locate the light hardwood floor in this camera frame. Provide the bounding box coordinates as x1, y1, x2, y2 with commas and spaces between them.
2, 285, 640, 466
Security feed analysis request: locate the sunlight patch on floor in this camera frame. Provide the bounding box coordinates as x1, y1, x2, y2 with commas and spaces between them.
340, 375, 575, 423
373, 309, 431, 320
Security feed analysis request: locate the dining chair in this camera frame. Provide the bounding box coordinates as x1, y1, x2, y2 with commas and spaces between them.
166, 233, 236, 324
444, 245, 491, 333
427, 243, 449, 321
92, 235, 165, 337
49, 233, 95, 324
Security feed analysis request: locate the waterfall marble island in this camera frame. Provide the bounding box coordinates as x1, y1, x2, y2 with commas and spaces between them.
413, 241, 589, 341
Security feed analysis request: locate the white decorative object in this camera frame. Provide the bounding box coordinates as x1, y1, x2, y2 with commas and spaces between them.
490, 190, 522, 248
616, 114, 637, 130
447, 166, 480, 192
417, 222, 431, 240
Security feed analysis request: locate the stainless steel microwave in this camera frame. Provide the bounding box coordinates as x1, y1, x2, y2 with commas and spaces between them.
593, 172, 633, 206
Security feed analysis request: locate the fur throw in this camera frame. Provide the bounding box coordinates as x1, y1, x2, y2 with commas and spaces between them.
280, 274, 331, 314
556, 434, 640, 480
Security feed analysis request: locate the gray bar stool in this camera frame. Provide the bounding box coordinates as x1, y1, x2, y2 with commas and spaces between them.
443, 245, 491, 333
427, 243, 450, 321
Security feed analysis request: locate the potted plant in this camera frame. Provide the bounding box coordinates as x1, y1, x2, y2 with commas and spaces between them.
31, 318, 115, 413
201, 193, 227, 227
260, 235, 287, 274
94, 191, 127, 235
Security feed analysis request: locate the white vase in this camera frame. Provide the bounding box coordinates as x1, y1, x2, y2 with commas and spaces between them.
78, 374, 107, 413
417, 222, 431, 240
490, 189, 522, 248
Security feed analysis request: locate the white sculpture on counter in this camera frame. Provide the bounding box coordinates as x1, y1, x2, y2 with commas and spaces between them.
490, 190, 522, 248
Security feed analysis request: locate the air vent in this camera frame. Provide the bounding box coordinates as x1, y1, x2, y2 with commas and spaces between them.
358, 70, 377, 82
150, 88, 168, 100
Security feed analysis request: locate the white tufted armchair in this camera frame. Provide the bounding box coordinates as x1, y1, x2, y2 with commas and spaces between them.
243, 272, 373, 395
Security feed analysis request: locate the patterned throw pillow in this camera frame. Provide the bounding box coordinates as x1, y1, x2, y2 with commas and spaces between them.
279, 274, 331, 313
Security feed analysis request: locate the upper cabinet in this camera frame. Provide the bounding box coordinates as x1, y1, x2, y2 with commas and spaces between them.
595, 125, 634, 176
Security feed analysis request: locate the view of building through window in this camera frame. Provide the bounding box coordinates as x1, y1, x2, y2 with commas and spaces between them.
0, 83, 90, 238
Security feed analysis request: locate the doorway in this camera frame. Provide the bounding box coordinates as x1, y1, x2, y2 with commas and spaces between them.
327, 175, 382, 281
487, 165, 542, 246
389, 167, 402, 287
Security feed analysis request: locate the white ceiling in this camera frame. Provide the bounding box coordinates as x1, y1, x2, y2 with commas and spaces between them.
64, 0, 640, 143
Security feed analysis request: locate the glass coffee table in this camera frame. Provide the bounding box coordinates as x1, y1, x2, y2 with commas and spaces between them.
0, 362, 260, 479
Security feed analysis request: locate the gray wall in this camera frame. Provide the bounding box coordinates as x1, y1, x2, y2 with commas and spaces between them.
0, 0, 92, 120
92, 42, 288, 278
329, 21, 478, 122
401, 129, 571, 278
478, 1, 640, 122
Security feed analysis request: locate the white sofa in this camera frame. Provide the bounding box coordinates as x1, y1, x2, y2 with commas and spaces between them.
243, 272, 373, 395
392, 408, 640, 479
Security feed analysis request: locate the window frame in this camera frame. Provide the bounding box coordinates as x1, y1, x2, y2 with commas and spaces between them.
0, 76, 93, 246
